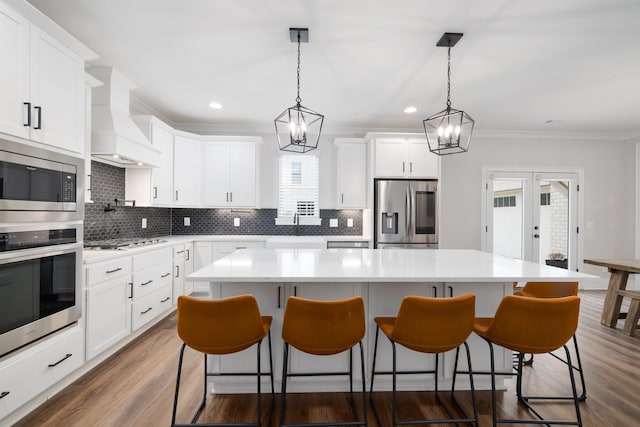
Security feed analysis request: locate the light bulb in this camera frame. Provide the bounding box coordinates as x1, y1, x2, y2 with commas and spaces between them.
445, 125, 453, 137
437, 127, 444, 136
455, 125, 461, 135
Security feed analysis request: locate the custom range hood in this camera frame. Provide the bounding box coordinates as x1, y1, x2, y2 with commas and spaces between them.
88, 67, 162, 167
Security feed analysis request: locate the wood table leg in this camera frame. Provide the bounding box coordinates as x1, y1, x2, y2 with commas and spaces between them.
623, 298, 640, 336
600, 270, 629, 327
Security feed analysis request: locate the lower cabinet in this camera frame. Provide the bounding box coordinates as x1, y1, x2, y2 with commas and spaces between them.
0, 327, 83, 419
85, 276, 132, 360
131, 286, 173, 331
131, 248, 173, 332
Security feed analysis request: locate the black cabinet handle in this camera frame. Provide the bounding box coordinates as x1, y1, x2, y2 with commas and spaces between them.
432, 286, 438, 297
87, 174, 92, 191
161, 273, 171, 278
175, 266, 180, 278
106, 267, 122, 274
48, 353, 72, 368
140, 307, 152, 315
448, 286, 453, 297
23, 102, 31, 126
230, 192, 233, 202
294, 286, 297, 297
153, 186, 158, 199
34, 106, 42, 129
128, 283, 133, 299
175, 190, 178, 201
186, 249, 190, 261
161, 297, 170, 303
177, 250, 185, 254
277, 286, 281, 309
141, 280, 153, 286
0, 391, 9, 399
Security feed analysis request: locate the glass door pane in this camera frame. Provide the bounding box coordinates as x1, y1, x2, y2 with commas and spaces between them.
492, 179, 524, 259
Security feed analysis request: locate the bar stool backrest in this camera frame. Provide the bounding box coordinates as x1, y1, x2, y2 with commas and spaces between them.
282, 296, 365, 355
516, 281, 578, 298
177, 294, 267, 355
484, 295, 580, 354
391, 294, 475, 353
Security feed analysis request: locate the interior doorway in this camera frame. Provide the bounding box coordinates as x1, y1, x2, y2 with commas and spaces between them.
482, 169, 581, 271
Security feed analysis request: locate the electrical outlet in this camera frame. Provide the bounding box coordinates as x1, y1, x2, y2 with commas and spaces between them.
184, 217, 190, 226
347, 218, 354, 227
329, 218, 338, 228
234, 218, 240, 227
141, 218, 147, 228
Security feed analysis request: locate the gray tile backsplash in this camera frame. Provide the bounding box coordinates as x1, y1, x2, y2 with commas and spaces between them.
85, 161, 362, 241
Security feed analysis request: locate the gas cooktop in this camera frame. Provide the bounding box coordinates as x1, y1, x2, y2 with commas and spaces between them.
84, 238, 166, 250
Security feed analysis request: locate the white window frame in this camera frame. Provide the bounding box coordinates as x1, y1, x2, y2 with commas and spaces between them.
275, 154, 322, 225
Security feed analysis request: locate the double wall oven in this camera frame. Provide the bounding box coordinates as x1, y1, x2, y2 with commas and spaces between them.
0, 139, 83, 357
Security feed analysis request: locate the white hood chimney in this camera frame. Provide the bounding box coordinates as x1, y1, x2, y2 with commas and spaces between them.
88, 67, 162, 167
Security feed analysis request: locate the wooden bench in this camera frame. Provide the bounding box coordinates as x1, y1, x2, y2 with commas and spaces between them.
617, 290, 640, 337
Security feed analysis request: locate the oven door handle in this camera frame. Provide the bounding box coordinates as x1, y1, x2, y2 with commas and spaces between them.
0, 242, 82, 265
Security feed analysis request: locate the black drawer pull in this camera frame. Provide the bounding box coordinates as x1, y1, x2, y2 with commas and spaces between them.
0, 391, 9, 399
34, 105, 42, 129
177, 250, 185, 254
161, 273, 171, 278
48, 353, 72, 368
161, 297, 170, 303
23, 102, 31, 126
106, 267, 123, 274
141, 280, 153, 286
141, 307, 153, 315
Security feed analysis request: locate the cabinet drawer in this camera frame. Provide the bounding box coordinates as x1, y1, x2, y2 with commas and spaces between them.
132, 261, 172, 300
131, 286, 173, 331
132, 247, 172, 271
85, 257, 131, 287
0, 327, 83, 419
216, 241, 264, 255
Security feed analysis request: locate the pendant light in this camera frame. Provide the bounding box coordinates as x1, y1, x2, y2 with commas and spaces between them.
423, 32, 474, 155
274, 28, 324, 153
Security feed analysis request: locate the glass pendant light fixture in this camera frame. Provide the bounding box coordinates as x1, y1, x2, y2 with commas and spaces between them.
423, 32, 474, 155
274, 28, 324, 153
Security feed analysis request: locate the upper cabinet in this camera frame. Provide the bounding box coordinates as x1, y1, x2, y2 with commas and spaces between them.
126, 117, 174, 206
173, 135, 202, 207
372, 135, 439, 179
0, 2, 87, 154
335, 138, 367, 209
203, 139, 260, 208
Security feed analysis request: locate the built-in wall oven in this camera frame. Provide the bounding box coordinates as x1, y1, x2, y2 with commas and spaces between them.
0, 138, 84, 357
0, 223, 82, 357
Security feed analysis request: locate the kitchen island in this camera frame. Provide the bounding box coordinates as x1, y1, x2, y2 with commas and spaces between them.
188, 248, 595, 393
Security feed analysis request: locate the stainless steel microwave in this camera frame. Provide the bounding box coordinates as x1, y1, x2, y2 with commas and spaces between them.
0, 139, 84, 222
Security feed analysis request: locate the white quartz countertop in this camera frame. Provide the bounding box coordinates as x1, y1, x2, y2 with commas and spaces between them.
187, 248, 597, 283
83, 235, 369, 264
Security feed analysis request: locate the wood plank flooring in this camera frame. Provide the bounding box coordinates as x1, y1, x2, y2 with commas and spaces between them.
14, 291, 640, 426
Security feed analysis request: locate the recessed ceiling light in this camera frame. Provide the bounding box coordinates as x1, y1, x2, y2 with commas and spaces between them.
209, 102, 223, 109
404, 106, 417, 114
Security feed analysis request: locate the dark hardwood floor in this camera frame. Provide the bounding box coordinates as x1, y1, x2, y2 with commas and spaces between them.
14, 291, 640, 426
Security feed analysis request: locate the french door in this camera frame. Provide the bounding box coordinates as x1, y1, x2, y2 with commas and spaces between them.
483, 170, 580, 271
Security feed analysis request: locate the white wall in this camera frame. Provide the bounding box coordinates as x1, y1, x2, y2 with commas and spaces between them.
439, 132, 636, 289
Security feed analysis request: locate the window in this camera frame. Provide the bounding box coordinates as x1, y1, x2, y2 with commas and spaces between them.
277, 155, 320, 223
493, 195, 516, 208
540, 192, 550, 206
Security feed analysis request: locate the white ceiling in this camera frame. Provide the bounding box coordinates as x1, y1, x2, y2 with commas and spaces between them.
27, 0, 640, 135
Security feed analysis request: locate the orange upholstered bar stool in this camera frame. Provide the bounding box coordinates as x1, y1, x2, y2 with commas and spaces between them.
369, 294, 478, 427
279, 296, 367, 427
172, 295, 274, 427
514, 281, 586, 400
474, 295, 582, 426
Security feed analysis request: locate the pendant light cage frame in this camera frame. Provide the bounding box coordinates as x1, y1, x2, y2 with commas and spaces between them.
275, 28, 324, 154
424, 32, 475, 156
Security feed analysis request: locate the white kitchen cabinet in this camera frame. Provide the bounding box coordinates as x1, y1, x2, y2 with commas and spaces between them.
126, 117, 174, 206
131, 285, 173, 332
85, 257, 132, 360
373, 136, 439, 178
203, 140, 259, 207
172, 243, 194, 303
335, 138, 367, 208
183, 242, 194, 295
131, 247, 173, 331
0, 327, 83, 420
0, 2, 85, 154
173, 135, 202, 207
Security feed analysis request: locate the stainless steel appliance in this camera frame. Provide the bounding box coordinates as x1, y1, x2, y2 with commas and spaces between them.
0, 223, 82, 357
84, 238, 166, 251
374, 179, 438, 249
0, 138, 83, 222
326, 241, 370, 249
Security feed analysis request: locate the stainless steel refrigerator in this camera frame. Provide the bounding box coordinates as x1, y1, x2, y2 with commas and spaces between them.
374, 179, 438, 249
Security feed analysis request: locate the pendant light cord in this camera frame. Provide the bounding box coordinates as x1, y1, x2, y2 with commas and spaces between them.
446, 45, 452, 110
296, 32, 302, 105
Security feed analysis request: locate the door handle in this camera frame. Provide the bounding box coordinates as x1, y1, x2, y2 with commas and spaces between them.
23, 102, 31, 126
153, 187, 158, 199
34, 106, 42, 129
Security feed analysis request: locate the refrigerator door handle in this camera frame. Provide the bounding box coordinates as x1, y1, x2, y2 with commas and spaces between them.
405, 186, 411, 237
